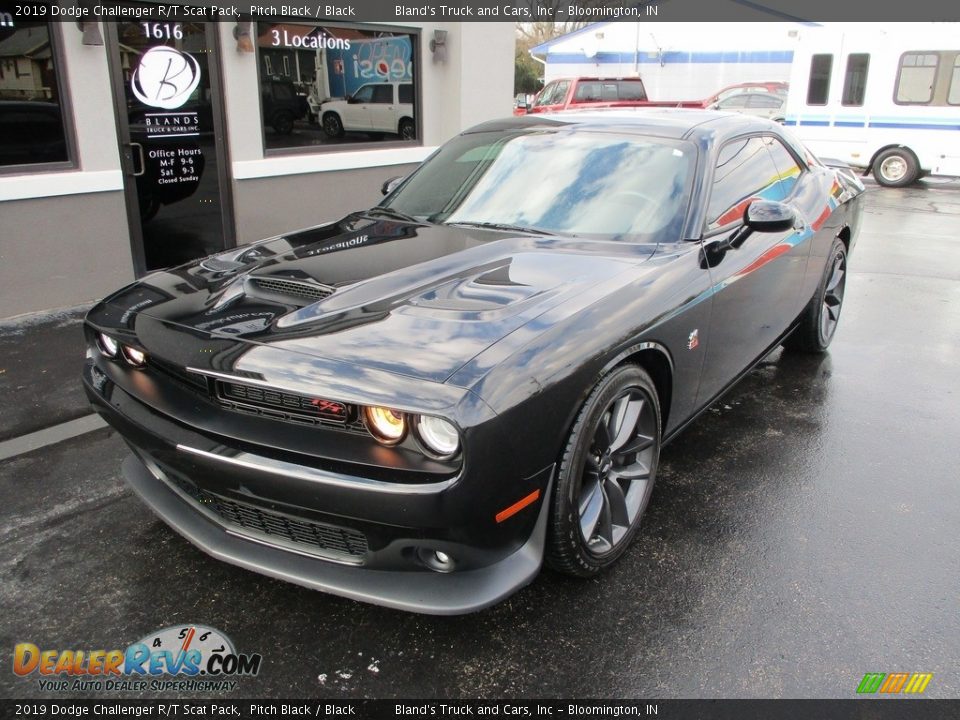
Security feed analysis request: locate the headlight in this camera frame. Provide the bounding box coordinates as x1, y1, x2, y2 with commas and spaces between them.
364, 406, 406, 445
416, 415, 460, 457
121, 345, 148, 368
97, 333, 119, 358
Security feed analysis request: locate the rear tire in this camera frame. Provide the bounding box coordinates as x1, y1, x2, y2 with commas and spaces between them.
398, 118, 415, 140
784, 237, 848, 353
546, 365, 661, 577
872, 147, 919, 187
272, 111, 294, 135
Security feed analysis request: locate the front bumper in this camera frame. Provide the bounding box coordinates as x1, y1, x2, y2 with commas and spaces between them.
83, 359, 553, 614
121, 455, 549, 615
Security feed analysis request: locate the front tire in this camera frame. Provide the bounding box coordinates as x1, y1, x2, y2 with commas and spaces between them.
322, 112, 344, 138
784, 237, 848, 353
398, 118, 415, 140
872, 147, 919, 187
546, 365, 661, 577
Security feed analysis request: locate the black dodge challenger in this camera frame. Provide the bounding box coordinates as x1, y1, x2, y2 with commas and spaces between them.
83, 111, 864, 614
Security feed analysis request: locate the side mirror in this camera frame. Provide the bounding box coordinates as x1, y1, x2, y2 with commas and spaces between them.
744, 201, 797, 233
347, 95, 359, 104
381, 175, 404, 196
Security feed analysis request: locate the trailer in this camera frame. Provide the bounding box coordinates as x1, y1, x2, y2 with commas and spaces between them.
783, 24, 960, 186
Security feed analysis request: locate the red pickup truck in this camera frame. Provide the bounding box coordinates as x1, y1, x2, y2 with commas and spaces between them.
519, 77, 704, 115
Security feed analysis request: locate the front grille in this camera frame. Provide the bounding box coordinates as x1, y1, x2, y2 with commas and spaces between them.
248, 277, 334, 303
170, 475, 368, 559
217, 381, 351, 425
150, 358, 209, 392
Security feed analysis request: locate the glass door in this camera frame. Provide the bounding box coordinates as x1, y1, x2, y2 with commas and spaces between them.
106, 19, 233, 273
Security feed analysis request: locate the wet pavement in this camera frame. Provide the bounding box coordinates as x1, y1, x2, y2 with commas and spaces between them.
1, 181, 959, 699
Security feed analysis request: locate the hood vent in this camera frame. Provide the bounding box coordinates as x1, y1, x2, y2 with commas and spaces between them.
247, 276, 335, 305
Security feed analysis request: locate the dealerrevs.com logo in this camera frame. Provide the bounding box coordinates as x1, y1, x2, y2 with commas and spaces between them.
13, 625, 262, 693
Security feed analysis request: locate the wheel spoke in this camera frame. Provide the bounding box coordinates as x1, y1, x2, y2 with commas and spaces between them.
578, 479, 603, 540
826, 265, 844, 293
604, 476, 630, 526
609, 397, 644, 452
615, 433, 654, 458
613, 460, 650, 481
595, 486, 613, 547
593, 418, 612, 450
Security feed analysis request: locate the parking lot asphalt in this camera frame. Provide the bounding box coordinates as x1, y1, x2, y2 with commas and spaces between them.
1, 181, 959, 699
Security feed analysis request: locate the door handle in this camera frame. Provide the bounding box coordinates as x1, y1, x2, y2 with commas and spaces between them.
128, 142, 146, 177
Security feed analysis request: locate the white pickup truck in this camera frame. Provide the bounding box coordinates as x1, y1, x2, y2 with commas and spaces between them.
319, 82, 415, 140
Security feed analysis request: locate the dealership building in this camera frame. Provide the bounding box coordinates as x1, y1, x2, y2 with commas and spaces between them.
0, 11, 513, 317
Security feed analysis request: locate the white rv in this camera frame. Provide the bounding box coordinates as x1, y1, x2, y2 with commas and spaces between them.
784, 24, 960, 186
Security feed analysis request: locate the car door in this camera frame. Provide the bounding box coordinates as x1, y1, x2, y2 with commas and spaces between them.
368, 84, 396, 132
344, 84, 374, 130
696, 135, 811, 405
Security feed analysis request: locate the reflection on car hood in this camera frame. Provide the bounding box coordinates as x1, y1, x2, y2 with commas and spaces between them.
96, 213, 657, 383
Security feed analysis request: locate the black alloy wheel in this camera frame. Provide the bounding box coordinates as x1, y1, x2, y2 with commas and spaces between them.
785, 237, 848, 353
323, 113, 344, 138
820, 247, 847, 344
547, 365, 661, 576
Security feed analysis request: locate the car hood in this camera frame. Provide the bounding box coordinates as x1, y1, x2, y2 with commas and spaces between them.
94, 213, 656, 383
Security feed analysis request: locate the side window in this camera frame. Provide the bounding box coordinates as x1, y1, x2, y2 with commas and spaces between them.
706, 137, 783, 232
371, 85, 393, 104
763, 136, 805, 198
950, 55, 960, 105
896, 52, 939, 104
617, 81, 647, 101
842, 53, 870, 106
720, 95, 749, 109
272, 82, 294, 101
537, 81, 569, 106
0, 20, 72, 170
257, 22, 419, 152
748, 94, 784, 108
573, 82, 602, 103
807, 54, 833, 105
353, 85, 374, 103
535, 82, 558, 106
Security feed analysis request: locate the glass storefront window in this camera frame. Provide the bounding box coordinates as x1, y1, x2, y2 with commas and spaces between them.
256, 22, 419, 152
0, 13, 71, 169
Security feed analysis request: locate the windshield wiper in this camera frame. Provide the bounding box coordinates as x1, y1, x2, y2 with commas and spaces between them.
365, 206, 424, 224
446, 221, 550, 236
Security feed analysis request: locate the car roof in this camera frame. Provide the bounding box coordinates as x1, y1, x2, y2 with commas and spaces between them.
463, 109, 783, 142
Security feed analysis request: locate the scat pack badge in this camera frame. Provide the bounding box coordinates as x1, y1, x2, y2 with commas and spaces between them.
12, 625, 262, 693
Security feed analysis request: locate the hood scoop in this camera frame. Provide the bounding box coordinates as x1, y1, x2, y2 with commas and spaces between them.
245, 275, 336, 306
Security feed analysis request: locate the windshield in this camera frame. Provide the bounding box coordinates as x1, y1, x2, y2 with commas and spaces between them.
383, 129, 695, 243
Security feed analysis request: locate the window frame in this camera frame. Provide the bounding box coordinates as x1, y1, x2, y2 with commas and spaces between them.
0, 22, 78, 176
702, 133, 806, 238
256, 20, 423, 158
894, 51, 941, 106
